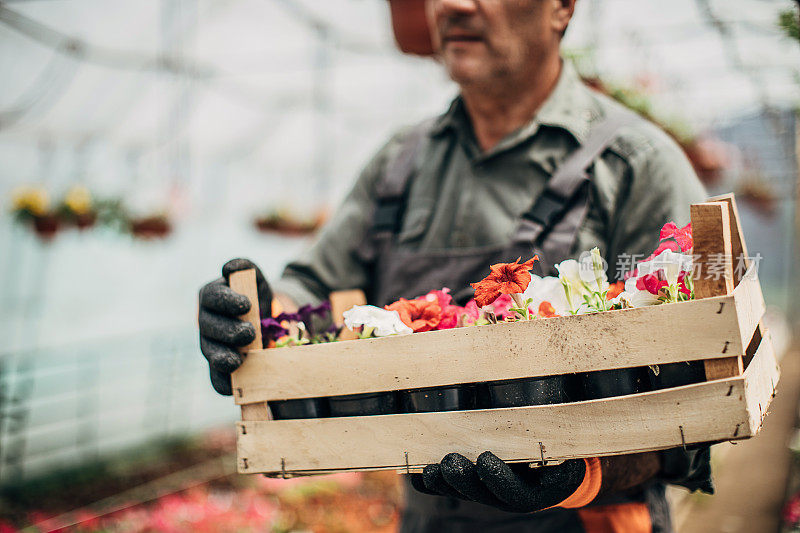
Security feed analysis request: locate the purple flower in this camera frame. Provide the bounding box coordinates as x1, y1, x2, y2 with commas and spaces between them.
296, 301, 332, 336
261, 317, 288, 342
297, 301, 331, 321
275, 312, 301, 323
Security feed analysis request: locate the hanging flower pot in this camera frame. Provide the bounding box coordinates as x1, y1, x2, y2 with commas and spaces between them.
10, 185, 58, 239
682, 137, 730, 186
58, 185, 97, 230
388, 0, 434, 56
253, 209, 325, 237
74, 212, 97, 229
130, 214, 172, 239
32, 214, 60, 240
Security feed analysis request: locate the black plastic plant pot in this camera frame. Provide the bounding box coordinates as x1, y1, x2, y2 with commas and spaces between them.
481, 376, 569, 408
648, 361, 707, 390
268, 398, 328, 420
327, 392, 398, 417
579, 368, 651, 400
400, 385, 476, 413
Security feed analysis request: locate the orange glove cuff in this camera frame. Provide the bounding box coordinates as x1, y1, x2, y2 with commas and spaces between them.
557, 457, 603, 509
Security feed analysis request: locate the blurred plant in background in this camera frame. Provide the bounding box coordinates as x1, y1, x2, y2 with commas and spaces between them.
57, 186, 97, 230
7, 185, 173, 241
253, 208, 327, 237
778, 7, 800, 43
0, 430, 401, 533
10, 185, 59, 239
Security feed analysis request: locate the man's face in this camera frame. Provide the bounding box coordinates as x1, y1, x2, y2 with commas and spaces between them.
426, 0, 566, 88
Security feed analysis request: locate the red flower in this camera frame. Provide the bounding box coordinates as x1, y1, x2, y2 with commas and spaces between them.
660, 222, 692, 251
385, 298, 442, 332
470, 256, 538, 308
637, 273, 667, 295
637, 271, 690, 297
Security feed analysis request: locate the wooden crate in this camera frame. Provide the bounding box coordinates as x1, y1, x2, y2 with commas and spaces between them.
230, 195, 780, 476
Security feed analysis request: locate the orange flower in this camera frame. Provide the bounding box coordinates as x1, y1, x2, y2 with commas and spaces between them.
385, 298, 441, 332
606, 281, 624, 300
537, 301, 559, 318
470, 256, 538, 308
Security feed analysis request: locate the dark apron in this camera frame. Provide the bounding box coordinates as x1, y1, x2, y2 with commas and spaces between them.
361, 113, 670, 533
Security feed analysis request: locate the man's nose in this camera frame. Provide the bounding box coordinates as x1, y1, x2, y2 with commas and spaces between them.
433, 0, 478, 15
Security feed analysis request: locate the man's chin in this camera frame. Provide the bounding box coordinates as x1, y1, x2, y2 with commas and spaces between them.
444, 60, 492, 88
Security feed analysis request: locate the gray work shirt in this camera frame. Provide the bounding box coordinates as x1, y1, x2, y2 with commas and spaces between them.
277, 61, 707, 306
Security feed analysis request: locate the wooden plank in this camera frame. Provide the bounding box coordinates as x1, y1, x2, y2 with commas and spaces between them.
732, 264, 766, 351
233, 295, 741, 403
236, 377, 748, 474
708, 193, 750, 286
229, 269, 263, 352
691, 202, 742, 380
743, 329, 780, 435
229, 269, 272, 421
330, 289, 367, 341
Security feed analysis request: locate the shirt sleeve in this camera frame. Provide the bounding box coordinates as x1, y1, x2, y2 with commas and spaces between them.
605, 125, 714, 493
274, 132, 405, 308
605, 125, 708, 266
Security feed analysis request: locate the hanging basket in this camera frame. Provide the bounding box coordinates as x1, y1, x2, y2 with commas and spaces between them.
130, 215, 172, 239
388, 0, 434, 56
32, 214, 61, 240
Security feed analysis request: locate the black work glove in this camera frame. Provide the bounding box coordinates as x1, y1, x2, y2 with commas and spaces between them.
410, 452, 591, 513
198, 258, 273, 395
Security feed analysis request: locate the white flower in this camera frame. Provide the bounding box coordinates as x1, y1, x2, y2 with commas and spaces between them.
583, 247, 610, 292
524, 274, 592, 316
555, 257, 603, 314
637, 249, 692, 287
343, 305, 412, 336
612, 276, 661, 308
523, 275, 568, 315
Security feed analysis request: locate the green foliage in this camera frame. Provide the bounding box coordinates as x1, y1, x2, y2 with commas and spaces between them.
778, 8, 800, 43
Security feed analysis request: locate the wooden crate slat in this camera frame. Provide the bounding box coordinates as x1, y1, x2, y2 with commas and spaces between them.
732, 264, 766, 351
708, 193, 750, 286
237, 376, 749, 474
229, 270, 273, 421
232, 295, 741, 403
743, 329, 780, 435
691, 201, 743, 380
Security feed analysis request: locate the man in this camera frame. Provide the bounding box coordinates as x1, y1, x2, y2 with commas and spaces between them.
198, 1, 711, 531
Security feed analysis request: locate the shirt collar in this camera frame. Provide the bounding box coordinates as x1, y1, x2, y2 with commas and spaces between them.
429, 60, 602, 150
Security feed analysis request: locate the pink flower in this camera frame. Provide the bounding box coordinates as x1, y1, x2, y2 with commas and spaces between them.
490, 294, 516, 320
424, 288, 453, 309
660, 222, 693, 251
437, 305, 461, 329
462, 300, 479, 324
783, 491, 800, 526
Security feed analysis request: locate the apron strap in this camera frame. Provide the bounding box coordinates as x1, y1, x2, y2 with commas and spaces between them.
372, 119, 436, 235
514, 110, 636, 272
